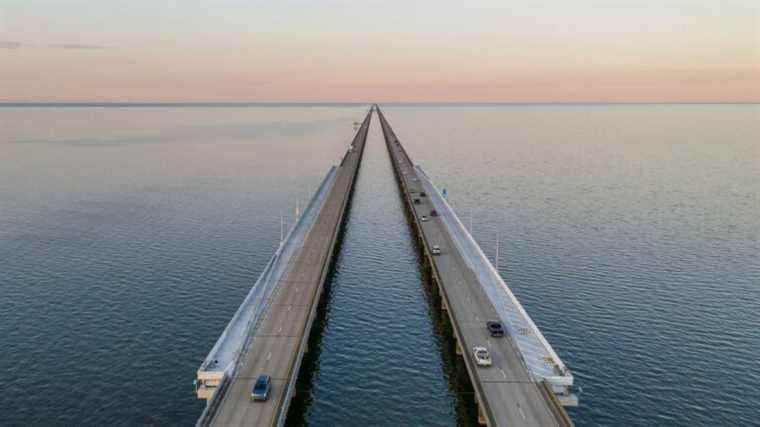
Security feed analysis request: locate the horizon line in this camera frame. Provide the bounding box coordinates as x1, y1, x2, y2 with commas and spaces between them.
1, 101, 758, 108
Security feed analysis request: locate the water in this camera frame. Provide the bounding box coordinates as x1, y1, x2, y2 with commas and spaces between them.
1, 104, 758, 425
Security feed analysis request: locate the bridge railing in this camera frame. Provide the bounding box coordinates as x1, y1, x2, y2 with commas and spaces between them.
415, 165, 576, 396
197, 166, 338, 397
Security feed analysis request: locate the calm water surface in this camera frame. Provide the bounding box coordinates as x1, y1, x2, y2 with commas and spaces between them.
1, 104, 758, 425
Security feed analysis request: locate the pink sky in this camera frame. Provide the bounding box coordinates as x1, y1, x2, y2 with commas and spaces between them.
1, 1, 758, 102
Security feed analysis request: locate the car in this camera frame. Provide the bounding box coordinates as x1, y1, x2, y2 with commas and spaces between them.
413, 198, 421, 205
251, 374, 271, 401
430, 209, 438, 217
431, 245, 441, 255
421, 215, 429, 222
473, 346, 492, 366
420, 191, 427, 197
486, 321, 505, 337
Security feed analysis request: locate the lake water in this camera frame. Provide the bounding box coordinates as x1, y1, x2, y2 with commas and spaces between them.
1, 103, 758, 425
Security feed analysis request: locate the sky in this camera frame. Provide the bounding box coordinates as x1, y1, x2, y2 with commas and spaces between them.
1, 0, 758, 102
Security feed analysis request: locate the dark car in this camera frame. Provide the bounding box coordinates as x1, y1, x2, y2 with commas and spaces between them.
486, 321, 505, 337
420, 192, 427, 197
414, 198, 421, 204
430, 209, 438, 217
251, 374, 271, 401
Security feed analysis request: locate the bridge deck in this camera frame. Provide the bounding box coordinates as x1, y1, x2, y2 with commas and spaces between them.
377, 107, 573, 427
203, 108, 372, 426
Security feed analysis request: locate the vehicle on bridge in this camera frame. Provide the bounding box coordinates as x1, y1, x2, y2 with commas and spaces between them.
487, 321, 505, 337
473, 347, 492, 367
431, 245, 441, 255
251, 374, 271, 401
421, 215, 429, 222
430, 209, 438, 217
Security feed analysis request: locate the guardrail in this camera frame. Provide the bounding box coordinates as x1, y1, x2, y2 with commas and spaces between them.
199, 166, 338, 376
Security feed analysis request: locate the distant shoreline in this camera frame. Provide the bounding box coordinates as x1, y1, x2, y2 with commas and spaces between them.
0, 101, 757, 108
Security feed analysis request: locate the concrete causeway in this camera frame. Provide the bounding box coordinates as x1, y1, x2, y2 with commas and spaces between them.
377, 106, 575, 427
196, 107, 373, 427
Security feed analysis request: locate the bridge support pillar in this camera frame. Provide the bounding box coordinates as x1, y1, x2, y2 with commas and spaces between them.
477, 402, 487, 426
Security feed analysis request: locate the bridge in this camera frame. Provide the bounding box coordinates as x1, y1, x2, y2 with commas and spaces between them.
377, 106, 576, 426
194, 104, 577, 426
194, 107, 372, 426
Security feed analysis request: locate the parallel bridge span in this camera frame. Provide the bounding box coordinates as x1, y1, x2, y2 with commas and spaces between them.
195, 106, 373, 427
377, 105, 576, 427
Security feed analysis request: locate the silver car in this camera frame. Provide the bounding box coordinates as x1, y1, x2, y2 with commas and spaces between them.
473, 346, 492, 367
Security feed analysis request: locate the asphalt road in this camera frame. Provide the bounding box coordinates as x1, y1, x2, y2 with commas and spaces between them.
378, 107, 567, 427
209, 108, 372, 426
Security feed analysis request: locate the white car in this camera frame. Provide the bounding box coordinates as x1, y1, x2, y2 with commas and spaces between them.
421, 215, 429, 222
473, 346, 492, 367
431, 245, 441, 255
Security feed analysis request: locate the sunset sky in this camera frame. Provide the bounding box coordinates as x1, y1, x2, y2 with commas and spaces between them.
1, 0, 758, 102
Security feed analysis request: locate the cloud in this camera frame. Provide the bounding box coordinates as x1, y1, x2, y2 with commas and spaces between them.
0, 40, 109, 49
48, 43, 107, 50
0, 40, 23, 49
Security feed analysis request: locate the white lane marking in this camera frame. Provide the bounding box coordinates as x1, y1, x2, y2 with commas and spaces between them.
500, 369, 506, 379
517, 404, 526, 420
277, 326, 282, 333
266, 352, 272, 361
